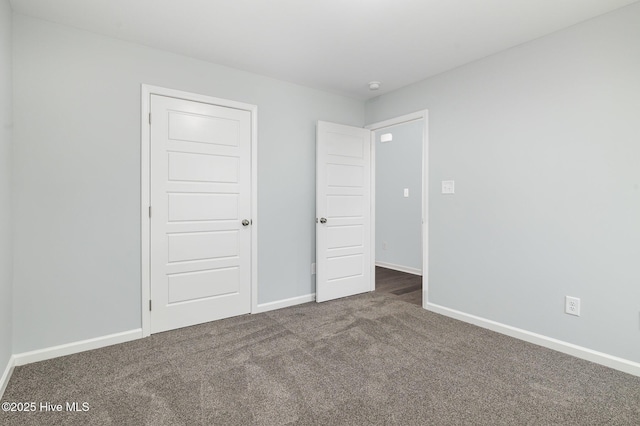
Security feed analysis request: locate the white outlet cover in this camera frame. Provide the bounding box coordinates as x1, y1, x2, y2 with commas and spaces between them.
565, 296, 581, 316
403, 188, 409, 197
442, 180, 455, 194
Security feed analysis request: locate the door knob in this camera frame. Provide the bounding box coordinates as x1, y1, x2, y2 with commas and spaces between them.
242, 219, 251, 226
319, 217, 327, 224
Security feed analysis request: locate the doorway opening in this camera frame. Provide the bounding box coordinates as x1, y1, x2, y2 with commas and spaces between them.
366, 111, 428, 308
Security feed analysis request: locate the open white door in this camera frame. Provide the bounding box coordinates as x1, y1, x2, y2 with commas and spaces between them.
316, 121, 372, 302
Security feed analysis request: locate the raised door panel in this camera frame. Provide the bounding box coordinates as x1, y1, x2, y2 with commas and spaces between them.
168, 111, 240, 146
168, 194, 239, 222
168, 152, 239, 183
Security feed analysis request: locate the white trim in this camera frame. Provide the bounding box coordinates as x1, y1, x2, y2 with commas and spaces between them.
422, 112, 429, 309
249, 97, 259, 316
0, 355, 15, 399
141, 84, 258, 336
13, 329, 142, 367
370, 131, 376, 292
253, 294, 316, 314
375, 261, 422, 276
141, 86, 151, 337
365, 111, 426, 131
366, 110, 429, 308
426, 302, 640, 377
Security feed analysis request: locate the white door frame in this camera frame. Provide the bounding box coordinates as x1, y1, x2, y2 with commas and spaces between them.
365, 110, 429, 308
140, 84, 258, 337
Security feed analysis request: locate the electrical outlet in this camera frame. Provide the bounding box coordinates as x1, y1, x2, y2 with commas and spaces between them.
565, 296, 580, 316
382, 241, 388, 250
311, 263, 316, 275
442, 180, 455, 194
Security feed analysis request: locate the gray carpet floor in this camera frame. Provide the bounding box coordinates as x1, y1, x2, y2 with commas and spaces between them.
2, 292, 639, 425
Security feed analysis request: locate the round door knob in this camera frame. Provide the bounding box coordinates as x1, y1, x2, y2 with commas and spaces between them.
319, 217, 327, 224
242, 219, 251, 226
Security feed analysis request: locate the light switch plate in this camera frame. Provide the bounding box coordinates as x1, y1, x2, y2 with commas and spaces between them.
442, 180, 455, 194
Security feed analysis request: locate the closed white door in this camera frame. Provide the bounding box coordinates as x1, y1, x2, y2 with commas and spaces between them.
316, 121, 372, 302
150, 94, 251, 334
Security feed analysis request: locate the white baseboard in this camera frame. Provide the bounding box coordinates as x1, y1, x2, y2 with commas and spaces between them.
426, 302, 640, 377
13, 329, 143, 367
0, 354, 15, 400
375, 261, 422, 276
253, 293, 316, 314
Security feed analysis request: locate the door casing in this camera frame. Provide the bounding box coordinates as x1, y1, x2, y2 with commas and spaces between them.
140, 84, 258, 337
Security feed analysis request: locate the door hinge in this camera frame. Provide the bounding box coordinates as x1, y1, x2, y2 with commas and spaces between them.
149, 300, 152, 311
149, 206, 152, 218
148, 113, 152, 125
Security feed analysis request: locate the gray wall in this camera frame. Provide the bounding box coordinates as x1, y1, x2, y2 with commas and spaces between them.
366, 3, 640, 363
375, 121, 423, 271
0, 0, 12, 373
12, 14, 364, 353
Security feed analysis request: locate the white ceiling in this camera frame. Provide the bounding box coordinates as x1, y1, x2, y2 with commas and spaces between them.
10, 0, 639, 99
